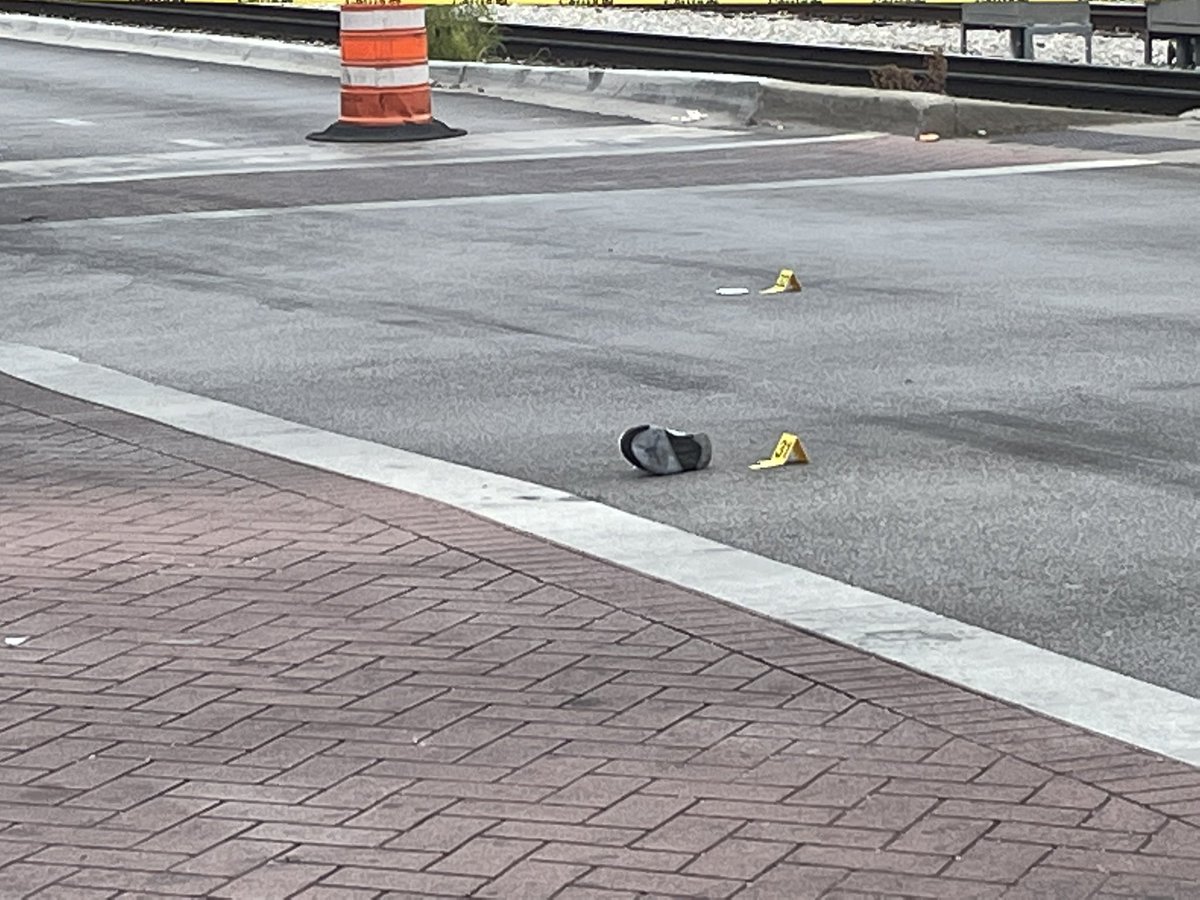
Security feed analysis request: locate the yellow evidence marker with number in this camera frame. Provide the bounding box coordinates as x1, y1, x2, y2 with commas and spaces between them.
749, 432, 810, 470
760, 269, 802, 294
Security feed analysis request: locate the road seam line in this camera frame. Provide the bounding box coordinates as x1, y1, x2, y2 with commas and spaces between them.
0, 158, 1159, 229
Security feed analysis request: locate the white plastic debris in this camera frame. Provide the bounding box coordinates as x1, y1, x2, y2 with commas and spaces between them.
4, 636, 28, 647
716, 287, 750, 296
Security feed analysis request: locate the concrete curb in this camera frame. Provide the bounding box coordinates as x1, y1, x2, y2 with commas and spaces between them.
0, 11, 1152, 136
434, 62, 1149, 137
432, 61, 764, 124
754, 78, 1148, 137
0, 12, 339, 76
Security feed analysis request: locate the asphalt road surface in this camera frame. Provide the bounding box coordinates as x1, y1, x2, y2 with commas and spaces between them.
3, 40, 1200, 698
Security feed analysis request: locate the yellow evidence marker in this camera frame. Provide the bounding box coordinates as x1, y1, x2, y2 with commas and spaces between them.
749, 432, 810, 470
760, 269, 802, 295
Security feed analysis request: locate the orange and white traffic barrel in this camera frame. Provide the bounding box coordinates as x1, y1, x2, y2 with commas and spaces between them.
308, 3, 464, 143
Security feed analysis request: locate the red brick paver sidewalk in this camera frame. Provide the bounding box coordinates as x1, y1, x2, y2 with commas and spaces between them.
2, 374, 1200, 900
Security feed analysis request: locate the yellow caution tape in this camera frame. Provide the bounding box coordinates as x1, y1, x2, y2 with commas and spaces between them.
74, 0, 1105, 7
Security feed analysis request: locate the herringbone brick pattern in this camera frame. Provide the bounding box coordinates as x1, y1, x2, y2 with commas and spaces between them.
1, 373, 1199, 899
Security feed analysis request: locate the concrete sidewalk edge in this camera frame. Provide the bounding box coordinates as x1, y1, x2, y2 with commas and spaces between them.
2, 341, 1199, 772
0, 11, 1154, 137
5, 369, 1200, 898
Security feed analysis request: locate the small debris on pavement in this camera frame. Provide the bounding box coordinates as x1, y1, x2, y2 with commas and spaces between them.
4, 636, 28, 646
918, 132, 941, 142
715, 286, 750, 296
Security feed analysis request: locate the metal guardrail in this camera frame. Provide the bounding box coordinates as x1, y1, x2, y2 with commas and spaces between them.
1145, 0, 1200, 66
500, 23, 1200, 111
2, 0, 1198, 114
0, 0, 338, 38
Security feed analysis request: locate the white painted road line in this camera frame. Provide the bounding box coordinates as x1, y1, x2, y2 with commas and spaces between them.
169, 138, 223, 149
691, 157, 1164, 191
3, 340, 1198, 766
0, 123, 738, 183
0, 130, 882, 189
1, 157, 1160, 230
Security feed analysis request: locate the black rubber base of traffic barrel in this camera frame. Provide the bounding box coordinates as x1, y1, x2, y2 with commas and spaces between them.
306, 119, 467, 143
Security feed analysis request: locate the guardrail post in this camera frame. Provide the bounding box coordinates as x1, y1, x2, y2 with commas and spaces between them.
307, 2, 465, 142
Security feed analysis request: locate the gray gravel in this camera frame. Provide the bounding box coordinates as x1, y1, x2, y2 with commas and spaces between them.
483, 5, 1165, 68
